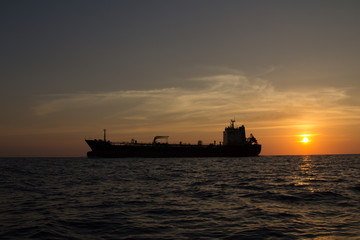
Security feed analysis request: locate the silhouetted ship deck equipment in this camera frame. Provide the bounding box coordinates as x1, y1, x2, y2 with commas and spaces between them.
85, 120, 261, 158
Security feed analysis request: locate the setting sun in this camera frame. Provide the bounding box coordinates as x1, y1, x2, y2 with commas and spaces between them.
302, 137, 309, 143
298, 134, 311, 144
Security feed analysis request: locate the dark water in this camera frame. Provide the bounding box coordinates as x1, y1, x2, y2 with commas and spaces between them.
0, 155, 360, 239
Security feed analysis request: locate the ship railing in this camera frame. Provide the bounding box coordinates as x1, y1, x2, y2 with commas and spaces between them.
109, 141, 222, 148
110, 141, 153, 146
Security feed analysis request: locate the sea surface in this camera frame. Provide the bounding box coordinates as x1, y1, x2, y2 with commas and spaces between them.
0, 155, 360, 239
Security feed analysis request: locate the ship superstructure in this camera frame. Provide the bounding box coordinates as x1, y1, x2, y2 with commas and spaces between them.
223, 119, 246, 145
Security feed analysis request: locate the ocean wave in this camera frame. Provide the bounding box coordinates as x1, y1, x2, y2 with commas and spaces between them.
0, 155, 359, 239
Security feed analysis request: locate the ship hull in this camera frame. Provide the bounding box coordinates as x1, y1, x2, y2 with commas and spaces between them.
85, 140, 261, 158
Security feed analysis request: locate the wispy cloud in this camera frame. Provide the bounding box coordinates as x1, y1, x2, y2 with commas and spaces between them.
33, 73, 354, 133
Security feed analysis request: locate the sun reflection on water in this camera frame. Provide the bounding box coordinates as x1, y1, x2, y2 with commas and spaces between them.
294, 156, 318, 191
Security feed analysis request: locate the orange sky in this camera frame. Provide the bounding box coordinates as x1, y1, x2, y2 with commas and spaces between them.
1, 1, 360, 156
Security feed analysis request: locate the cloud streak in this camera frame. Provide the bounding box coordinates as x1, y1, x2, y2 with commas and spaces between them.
33, 73, 355, 133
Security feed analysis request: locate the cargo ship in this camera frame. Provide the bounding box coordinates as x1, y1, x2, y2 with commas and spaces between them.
85, 120, 261, 158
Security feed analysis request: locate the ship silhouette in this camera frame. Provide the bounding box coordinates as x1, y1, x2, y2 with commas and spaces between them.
85, 120, 261, 158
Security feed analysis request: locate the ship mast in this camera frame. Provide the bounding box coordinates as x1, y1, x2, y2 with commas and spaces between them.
230, 119, 235, 128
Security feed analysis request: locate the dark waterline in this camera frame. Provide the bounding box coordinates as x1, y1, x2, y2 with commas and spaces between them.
1, 155, 359, 239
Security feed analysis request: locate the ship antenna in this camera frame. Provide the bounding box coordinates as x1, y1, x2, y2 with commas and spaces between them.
104, 129, 106, 142
230, 119, 235, 128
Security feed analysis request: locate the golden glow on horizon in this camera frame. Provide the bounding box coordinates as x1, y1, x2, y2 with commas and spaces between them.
1, 73, 359, 156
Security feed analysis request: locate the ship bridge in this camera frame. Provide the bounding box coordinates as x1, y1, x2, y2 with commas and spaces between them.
223, 119, 246, 145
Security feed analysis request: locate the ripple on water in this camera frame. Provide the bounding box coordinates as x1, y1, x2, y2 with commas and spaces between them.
0, 156, 359, 239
